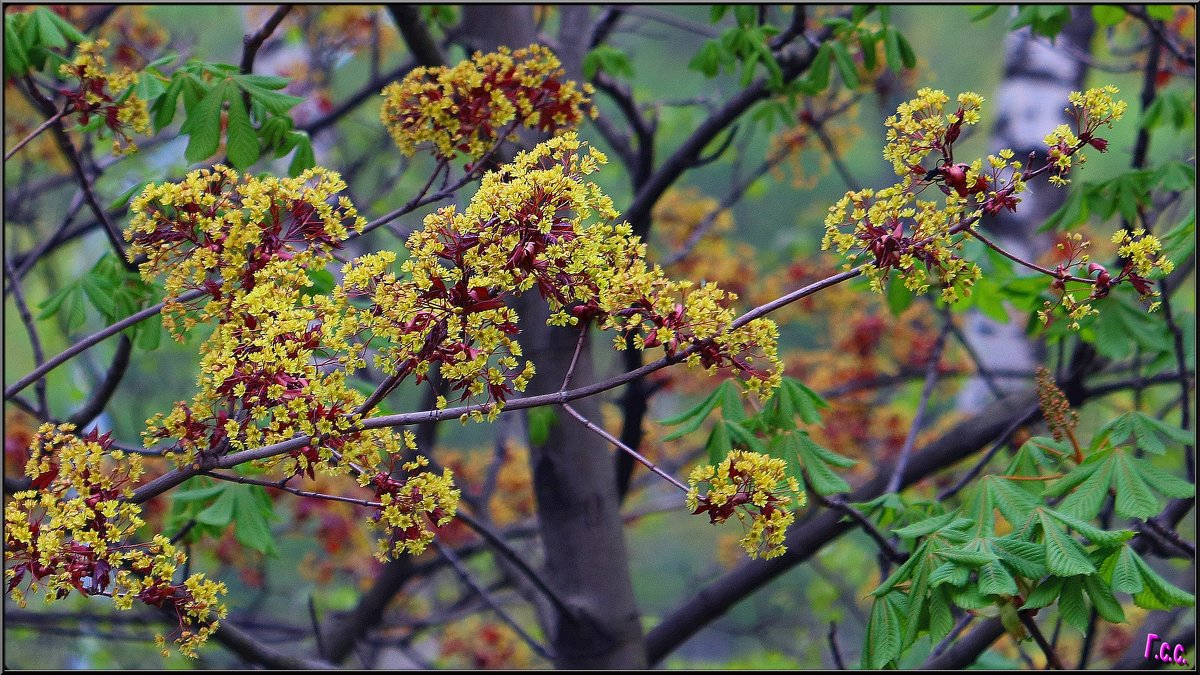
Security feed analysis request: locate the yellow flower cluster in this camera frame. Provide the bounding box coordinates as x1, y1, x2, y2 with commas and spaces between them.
882, 89, 982, 179
1113, 228, 1174, 282
127, 165, 455, 531
58, 39, 150, 155
686, 450, 804, 559
126, 165, 364, 338
365, 456, 460, 560
340, 133, 781, 408
380, 44, 594, 159
1046, 86, 1126, 185
821, 183, 983, 303
4, 425, 227, 658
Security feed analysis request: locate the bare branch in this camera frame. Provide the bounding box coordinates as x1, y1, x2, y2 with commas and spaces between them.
240, 5, 293, 75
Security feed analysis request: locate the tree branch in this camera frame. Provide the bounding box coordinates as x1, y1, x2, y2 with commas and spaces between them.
388, 5, 445, 68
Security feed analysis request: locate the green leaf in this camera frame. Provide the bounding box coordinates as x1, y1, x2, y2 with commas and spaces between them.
231, 486, 278, 556
287, 132, 315, 176
527, 407, 557, 446
902, 563, 930, 650
1112, 451, 1161, 519
305, 268, 335, 295
893, 511, 959, 539
172, 480, 226, 502
992, 536, 1048, 579
794, 431, 850, 495
42, 9, 84, 42
1040, 184, 1090, 232
137, 320, 162, 351
971, 6, 1001, 21
1146, 5, 1176, 20
782, 377, 828, 425
582, 45, 634, 79
37, 284, 74, 320
950, 583, 991, 610
863, 593, 904, 668
883, 26, 902, 72
928, 587, 955, 642
981, 476, 1041, 529
688, 40, 725, 78
1133, 459, 1195, 499
929, 561, 970, 588
183, 80, 229, 163
661, 383, 728, 439
1092, 5, 1126, 26
81, 277, 116, 317
808, 42, 832, 91
872, 540, 924, 596
4, 15, 30, 79
1099, 546, 1143, 594
938, 548, 998, 566
152, 75, 184, 131
1021, 576, 1063, 610
1039, 512, 1096, 577
895, 31, 916, 69
196, 489, 235, 526
978, 560, 1018, 596
236, 80, 305, 115
1132, 549, 1196, 609
233, 73, 290, 89
134, 72, 167, 101
830, 41, 859, 89
886, 271, 914, 315
705, 421, 732, 464
1159, 210, 1195, 266
1083, 575, 1126, 623
1055, 457, 1113, 520
1057, 576, 1090, 632
725, 421, 767, 454
64, 289, 86, 332
1045, 508, 1134, 547
32, 7, 66, 50
224, 92, 260, 170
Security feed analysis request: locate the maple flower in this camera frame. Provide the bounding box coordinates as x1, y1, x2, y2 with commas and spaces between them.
687, 450, 805, 559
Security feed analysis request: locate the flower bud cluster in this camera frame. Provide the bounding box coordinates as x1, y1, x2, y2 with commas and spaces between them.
57, 39, 150, 155
381, 44, 594, 160
4, 424, 227, 658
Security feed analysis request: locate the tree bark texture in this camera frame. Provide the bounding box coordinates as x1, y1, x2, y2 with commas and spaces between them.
461, 6, 648, 668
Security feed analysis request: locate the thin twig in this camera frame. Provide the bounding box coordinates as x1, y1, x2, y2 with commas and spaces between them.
885, 318, 951, 494
560, 325, 588, 392
561, 402, 688, 492
204, 471, 380, 508
19, 76, 131, 266
432, 540, 555, 662
4, 257, 49, 418
454, 509, 573, 618
827, 622, 847, 669
4, 107, 66, 162
5, 289, 205, 399
815, 493, 908, 564
240, 5, 293, 75
937, 403, 1041, 501
1018, 611, 1065, 670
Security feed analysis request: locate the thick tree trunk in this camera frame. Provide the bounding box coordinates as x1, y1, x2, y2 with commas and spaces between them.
460, 6, 648, 668
958, 8, 1095, 412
